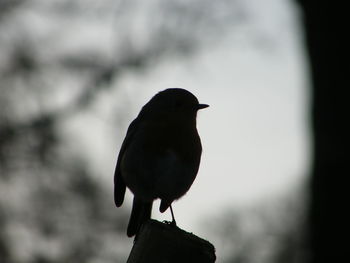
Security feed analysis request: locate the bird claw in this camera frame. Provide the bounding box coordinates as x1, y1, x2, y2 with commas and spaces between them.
163, 220, 177, 227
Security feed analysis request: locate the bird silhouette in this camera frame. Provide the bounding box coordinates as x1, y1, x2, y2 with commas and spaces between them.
114, 88, 208, 237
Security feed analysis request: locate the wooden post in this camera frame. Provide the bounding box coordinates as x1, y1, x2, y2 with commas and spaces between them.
127, 219, 216, 263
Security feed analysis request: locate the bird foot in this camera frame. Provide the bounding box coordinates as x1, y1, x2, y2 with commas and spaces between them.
163, 220, 177, 227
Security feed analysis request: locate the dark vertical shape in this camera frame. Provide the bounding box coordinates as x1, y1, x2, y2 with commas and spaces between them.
297, 1, 349, 262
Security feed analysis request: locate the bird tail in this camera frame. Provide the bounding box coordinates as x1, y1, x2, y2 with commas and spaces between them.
127, 198, 152, 237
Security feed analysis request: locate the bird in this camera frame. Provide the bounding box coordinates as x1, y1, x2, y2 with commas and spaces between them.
114, 88, 208, 237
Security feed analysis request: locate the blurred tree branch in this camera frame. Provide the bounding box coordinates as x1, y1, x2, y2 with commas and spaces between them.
206, 187, 307, 263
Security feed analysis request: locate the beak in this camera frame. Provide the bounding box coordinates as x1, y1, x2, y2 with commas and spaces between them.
196, 103, 209, 110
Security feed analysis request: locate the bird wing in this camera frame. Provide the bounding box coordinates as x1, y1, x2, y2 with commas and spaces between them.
114, 118, 138, 207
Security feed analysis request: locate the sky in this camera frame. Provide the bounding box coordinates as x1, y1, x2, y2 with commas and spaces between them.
65, 0, 311, 240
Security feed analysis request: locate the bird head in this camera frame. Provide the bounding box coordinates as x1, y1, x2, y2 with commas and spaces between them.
139, 88, 209, 122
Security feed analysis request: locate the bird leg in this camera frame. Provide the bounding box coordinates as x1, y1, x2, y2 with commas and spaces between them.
169, 205, 177, 226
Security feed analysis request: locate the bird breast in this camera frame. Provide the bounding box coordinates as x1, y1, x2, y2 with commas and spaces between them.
121, 125, 201, 202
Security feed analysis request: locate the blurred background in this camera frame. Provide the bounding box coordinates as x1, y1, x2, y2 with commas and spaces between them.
1, 0, 336, 262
